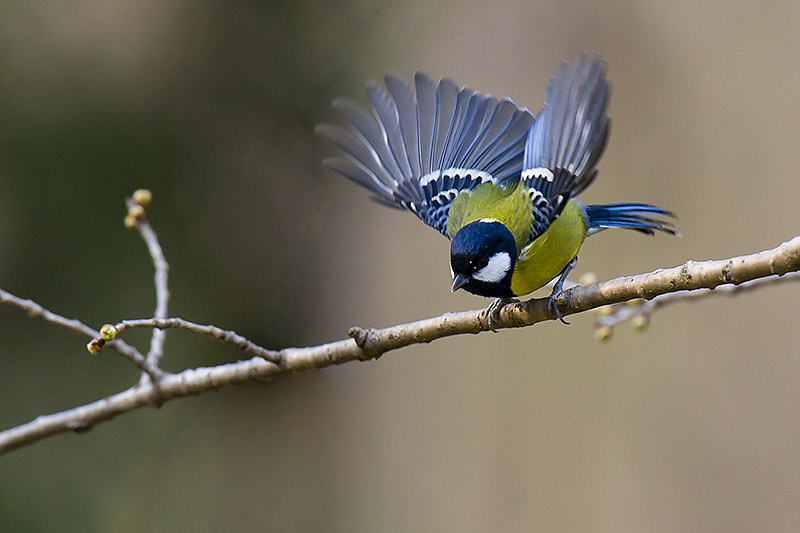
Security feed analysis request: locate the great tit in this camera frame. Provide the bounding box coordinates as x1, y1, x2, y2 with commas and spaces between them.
316, 54, 676, 320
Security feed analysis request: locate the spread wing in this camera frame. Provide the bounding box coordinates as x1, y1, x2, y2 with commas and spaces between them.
316, 72, 534, 237
522, 54, 611, 240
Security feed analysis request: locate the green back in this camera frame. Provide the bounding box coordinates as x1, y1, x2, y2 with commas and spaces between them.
446, 180, 533, 252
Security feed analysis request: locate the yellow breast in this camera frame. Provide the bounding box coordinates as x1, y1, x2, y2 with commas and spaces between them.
510, 200, 587, 296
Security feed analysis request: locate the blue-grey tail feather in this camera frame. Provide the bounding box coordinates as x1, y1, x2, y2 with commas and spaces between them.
584, 203, 678, 236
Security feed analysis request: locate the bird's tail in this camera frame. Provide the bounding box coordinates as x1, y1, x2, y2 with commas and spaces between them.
583, 202, 678, 236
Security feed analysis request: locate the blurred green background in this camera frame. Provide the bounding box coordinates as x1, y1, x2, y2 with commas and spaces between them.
1, 0, 799, 531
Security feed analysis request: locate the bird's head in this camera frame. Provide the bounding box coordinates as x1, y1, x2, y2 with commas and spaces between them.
450, 219, 517, 298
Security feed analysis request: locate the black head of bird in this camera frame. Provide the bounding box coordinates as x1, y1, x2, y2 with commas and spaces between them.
450, 219, 518, 298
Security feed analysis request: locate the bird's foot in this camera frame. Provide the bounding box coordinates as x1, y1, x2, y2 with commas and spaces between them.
547, 290, 569, 325
547, 257, 578, 325
483, 297, 517, 332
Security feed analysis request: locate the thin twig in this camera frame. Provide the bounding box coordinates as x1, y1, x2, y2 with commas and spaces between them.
2, 235, 797, 455
115, 317, 283, 365
135, 218, 170, 370
595, 271, 800, 329
0, 288, 162, 380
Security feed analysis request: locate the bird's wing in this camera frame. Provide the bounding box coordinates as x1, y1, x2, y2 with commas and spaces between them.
316, 73, 534, 238
521, 54, 611, 240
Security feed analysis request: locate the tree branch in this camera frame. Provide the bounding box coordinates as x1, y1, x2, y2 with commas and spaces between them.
126, 193, 171, 376
1, 234, 798, 455
593, 271, 800, 333
0, 288, 162, 380
115, 317, 283, 365
139, 220, 170, 368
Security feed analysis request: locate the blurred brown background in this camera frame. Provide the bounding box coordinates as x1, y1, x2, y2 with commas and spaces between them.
0, 1, 799, 531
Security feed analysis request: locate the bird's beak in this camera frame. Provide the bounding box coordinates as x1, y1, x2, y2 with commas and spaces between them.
451, 273, 470, 292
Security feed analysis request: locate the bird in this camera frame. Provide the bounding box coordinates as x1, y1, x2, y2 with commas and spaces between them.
316, 54, 676, 324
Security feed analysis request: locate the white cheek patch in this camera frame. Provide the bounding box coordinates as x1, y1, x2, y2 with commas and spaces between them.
472, 252, 512, 283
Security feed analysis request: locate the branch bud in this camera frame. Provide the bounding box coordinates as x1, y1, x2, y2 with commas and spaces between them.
594, 325, 613, 342
86, 338, 105, 355
128, 203, 146, 221
132, 189, 152, 208
630, 314, 650, 331
100, 324, 118, 341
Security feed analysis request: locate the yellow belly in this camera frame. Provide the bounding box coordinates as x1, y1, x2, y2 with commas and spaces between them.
509, 200, 587, 296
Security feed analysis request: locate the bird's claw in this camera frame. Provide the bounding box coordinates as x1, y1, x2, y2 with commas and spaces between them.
546, 256, 577, 325
547, 291, 569, 325
483, 297, 516, 332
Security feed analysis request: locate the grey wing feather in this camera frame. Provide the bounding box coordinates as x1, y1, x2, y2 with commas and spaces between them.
318, 72, 534, 237
322, 157, 398, 203
430, 78, 460, 173
453, 97, 498, 168
328, 98, 400, 187
366, 81, 414, 181
385, 74, 421, 178
523, 53, 610, 191
414, 72, 437, 176
522, 54, 611, 239
480, 109, 536, 182
437, 87, 475, 171
470, 100, 520, 160
316, 124, 395, 194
